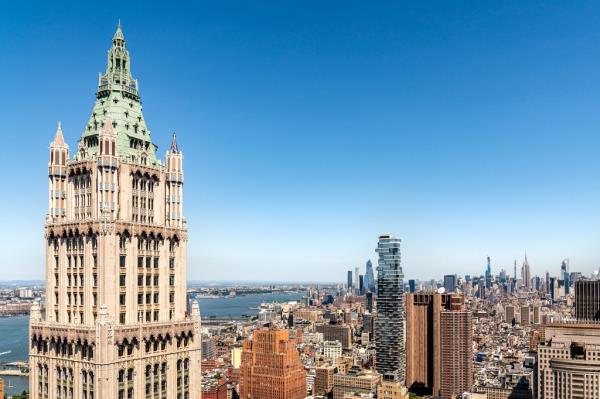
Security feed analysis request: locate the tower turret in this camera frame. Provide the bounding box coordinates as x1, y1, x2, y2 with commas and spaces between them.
48, 122, 68, 220
97, 116, 119, 220
166, 133, 184, 228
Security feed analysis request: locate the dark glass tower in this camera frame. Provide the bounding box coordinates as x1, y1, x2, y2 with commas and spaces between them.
375, 234, 405, 381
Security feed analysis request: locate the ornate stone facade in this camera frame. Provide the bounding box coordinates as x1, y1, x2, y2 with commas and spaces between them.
29, 23, 201, 399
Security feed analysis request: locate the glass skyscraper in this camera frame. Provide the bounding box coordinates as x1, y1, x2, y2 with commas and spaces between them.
375, 234, 405, 381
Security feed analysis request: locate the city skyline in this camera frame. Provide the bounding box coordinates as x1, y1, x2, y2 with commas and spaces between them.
3, 2, 600, 282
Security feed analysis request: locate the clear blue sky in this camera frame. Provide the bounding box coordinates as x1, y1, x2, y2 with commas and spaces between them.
1, 1, 600, 282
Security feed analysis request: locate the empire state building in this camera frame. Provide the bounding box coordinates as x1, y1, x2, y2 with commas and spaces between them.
29, 23, 201, 399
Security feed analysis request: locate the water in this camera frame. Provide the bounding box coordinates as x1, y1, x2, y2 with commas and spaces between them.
0, 315, 29, 396
0, 292, 304, 396
196, 292, 304, 318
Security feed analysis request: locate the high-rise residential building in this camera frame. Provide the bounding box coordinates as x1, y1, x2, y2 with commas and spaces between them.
365, 259, 376, 292
29, 23, 201, 399
347, 270, 353, 291
521, 255, 531, 290
538, 323, 600, 399
355, 266, 360, 295
439, 310, 473, 399
575, 280, 600, 321
546, 271, 551, 294
405, 292, 465, 396
375, 234, 405, 380
443, 275, 457, 293
314, 366, 336, 396
240, 328, 306, 399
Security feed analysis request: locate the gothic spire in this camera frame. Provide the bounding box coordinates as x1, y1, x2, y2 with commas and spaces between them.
169, 132, 181, 154
113, 19, 125, 43
52, 121, 66, 147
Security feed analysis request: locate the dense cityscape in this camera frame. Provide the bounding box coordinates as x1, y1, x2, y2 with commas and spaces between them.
2, 9, 600, 399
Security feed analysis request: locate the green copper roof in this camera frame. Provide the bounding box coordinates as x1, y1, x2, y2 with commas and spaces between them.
76, 22, 160, 165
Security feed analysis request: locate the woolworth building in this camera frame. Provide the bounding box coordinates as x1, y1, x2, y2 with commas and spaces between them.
29, 23, 201, 399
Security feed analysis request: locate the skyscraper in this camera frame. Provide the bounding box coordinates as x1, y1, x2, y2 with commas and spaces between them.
347, 270, 353, 291
355, 266, 360, 295
364, 259, 376, 292
240, 328, 306, 399
485, 256, 492, 289
443, 275, 457, 293
575, 280, 600, 321
375, 234, 405, 380
29, 23, 201, 399
521, 255, 531, 290
359, 275, 365, 295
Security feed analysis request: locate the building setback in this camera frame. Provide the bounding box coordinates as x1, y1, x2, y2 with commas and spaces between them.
538, 323, 600, 399
240, 328, 306, 399
29, 23, 201, 399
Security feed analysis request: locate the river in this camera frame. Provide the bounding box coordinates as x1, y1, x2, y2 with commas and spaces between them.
0, 292, 304, 396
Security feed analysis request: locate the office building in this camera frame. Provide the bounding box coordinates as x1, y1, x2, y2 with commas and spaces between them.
202, 335, 217, 360
355, 266, 360, 295
520, 306, 530, 326
408, 279, 416, 293
485, 256, 492, 289
377, 375, 410, 399
29, 23, 201, 399
359, 275, 365, 295
231, 346, 242, 369
366, 292, 374, 313
332, 367, 381, 399
375, 234, 405, 380
240, 328, 306, 399
405, 292, 466, 396
443, 275, 457, 293
314, 366, 336, 396
363, 313, 375, 339
440, 310, 473, 399
202, 377, 228, 399
323, 340, 343, 362
505, 305, 515, 324
521, 256, 531, 290
316, 323, 352, 349
347, 270, 353, 291
538, 323, 600, 398
575, 280, 600, 321
365, 259, 376, 292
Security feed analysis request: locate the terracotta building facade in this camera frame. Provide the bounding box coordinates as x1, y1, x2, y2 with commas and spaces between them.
29, 23, 201, 399
240, 328, 306, 399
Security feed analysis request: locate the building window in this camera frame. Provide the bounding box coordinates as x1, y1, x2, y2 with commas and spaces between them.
120, 255, 126, 268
